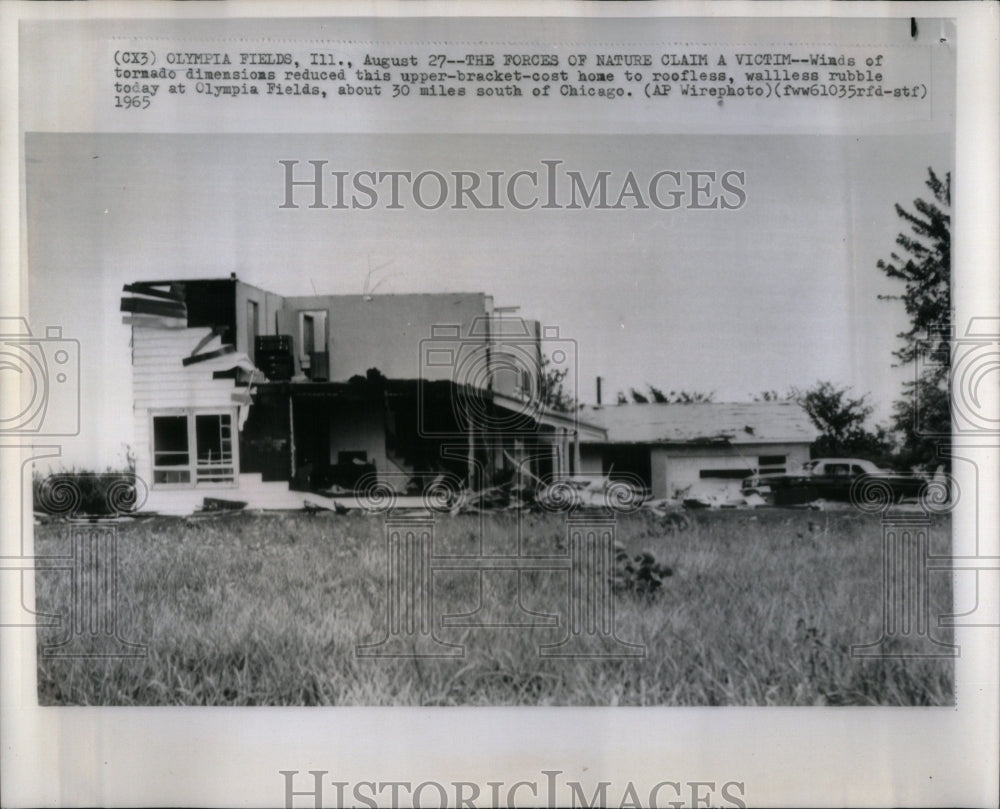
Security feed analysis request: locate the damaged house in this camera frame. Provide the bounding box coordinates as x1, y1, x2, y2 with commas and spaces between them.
578, 402, 819, 500
122, 276, 604, 515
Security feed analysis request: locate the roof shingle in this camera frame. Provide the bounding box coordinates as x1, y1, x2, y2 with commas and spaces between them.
581, 402, 818, 446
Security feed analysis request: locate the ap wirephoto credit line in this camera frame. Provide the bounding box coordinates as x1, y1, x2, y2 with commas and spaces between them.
2, 4, 997, 808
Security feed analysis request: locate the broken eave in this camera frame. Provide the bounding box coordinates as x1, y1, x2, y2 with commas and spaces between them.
252, 377, 476, 396
580, 435, 737, 447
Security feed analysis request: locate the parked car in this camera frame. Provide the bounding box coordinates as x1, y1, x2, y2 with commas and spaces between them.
741, 458, 927, 505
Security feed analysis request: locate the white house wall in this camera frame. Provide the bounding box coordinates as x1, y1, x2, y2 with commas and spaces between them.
653, 443, 811, 498
581, 442, 811, 498
132, 324, 251, 511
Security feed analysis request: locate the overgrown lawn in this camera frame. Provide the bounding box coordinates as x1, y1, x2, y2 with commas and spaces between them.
34, 508, 954, 705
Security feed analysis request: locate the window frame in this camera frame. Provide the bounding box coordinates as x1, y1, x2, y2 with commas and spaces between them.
150, 407, 239, 489
246, 299, 260, 360
297, 309, 328, 368
758, 454, 787, 474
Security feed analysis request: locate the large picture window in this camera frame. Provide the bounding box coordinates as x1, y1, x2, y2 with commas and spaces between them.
151, 409, 236, 487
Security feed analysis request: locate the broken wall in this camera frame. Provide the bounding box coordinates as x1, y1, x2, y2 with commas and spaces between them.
276, 293, 491, 382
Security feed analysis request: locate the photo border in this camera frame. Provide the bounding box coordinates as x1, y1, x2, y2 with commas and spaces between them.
1, 2, 997, 807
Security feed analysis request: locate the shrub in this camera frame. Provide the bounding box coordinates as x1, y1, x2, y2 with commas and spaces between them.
33, 467, 140, 517
611, 542, 673, 596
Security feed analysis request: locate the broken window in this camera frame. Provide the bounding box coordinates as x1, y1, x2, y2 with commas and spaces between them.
302, 313, 315, 354
298, 310, 328, 374
195, 413, 235, 483
151, 410, 236, 487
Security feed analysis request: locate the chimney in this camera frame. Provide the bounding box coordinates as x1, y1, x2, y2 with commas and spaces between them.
596, 376, 603, 405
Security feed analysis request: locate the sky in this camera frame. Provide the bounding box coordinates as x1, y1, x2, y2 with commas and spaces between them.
25, 131, 951, 469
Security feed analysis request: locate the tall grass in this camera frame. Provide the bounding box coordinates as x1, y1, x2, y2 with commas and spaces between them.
34, 509, 953, 705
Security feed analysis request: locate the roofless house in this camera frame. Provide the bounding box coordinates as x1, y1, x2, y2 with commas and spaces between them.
122, 276, 600, 515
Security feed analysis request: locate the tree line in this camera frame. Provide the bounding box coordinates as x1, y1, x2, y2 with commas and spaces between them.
541, 168, 952, 472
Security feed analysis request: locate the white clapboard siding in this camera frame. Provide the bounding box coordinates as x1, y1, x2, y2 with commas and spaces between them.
132, 324, 271, 513
132, 327, 240, 409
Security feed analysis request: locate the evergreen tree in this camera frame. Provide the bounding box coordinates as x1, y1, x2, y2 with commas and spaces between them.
877, 168, 952, 470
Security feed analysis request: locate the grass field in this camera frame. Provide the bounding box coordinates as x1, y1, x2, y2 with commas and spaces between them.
34, 508, 954, 706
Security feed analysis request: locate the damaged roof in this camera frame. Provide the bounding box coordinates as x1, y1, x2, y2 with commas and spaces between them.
580, 402, 818, 446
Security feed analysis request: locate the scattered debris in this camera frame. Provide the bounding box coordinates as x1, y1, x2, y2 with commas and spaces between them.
303, 500, 348, 515
199, 497, 247, 512
682, 491, 768, 510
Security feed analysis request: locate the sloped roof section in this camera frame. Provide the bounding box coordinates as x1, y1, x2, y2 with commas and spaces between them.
581, 402, 819, 446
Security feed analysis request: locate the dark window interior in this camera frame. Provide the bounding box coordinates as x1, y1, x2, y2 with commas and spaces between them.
302, 314, 315, 355
153, 416, 188, 466
601, 444, 652, 490
699, 468, 753, 479
152, 415, 191, 484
